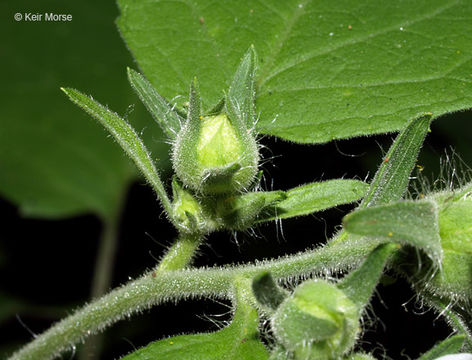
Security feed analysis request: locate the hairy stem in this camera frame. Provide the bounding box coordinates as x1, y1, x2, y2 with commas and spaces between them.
78, 206, 123, 360
76, 232, 202, 359
8, 237, 378, 360
8, 268, 232, 360
157, 232, 203, 271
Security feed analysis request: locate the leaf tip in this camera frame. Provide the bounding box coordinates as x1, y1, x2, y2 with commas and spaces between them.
248, 44, 256, 57
416, 112, 434, 122
127, 66, 140, 79
60, 87, 77, 100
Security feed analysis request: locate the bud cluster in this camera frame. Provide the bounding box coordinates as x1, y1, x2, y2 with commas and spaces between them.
166, 48, 288, 234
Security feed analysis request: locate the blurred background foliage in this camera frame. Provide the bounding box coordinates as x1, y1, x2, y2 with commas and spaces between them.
0, 0, 471, 359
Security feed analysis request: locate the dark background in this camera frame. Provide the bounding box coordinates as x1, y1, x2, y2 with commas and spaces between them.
1, 0, 472, 359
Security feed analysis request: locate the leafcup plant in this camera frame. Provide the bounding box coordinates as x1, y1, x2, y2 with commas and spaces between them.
9, 47, 472, 360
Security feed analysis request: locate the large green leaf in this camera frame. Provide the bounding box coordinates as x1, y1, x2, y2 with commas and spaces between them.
117, 0, 472, 144
0, 0, 169, 219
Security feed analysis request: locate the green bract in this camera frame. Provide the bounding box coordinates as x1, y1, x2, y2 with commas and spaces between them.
272, 280, 358, 360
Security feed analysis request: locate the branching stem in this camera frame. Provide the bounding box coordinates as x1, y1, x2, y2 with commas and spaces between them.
7, 237, 378, 360
157, 232, 203, 271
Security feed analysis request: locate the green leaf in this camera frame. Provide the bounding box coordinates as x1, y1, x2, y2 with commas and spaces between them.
121, 330, 265, 360
329, 113, 432, 248
417, 335, 465, 360
61, 88, 172, 216
258, 179, 369, 222
121, 282, 269, 360
0, 0, 170, 219
343, 200, 442, 265
127, 67, 184, 140
361, 113, 433, 208
117, 0, 472, 143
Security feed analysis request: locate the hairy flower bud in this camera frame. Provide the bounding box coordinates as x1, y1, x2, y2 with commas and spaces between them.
171, 177, 205, 233
172, 86, 259, 195
425, 183, 472, 302
396, 182, 472, 305
272, 280, 358, 360
195, 113, 258, 194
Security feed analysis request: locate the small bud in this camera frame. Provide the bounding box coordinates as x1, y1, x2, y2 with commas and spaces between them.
172, 81, 259, 195
272, 280, 358, 360
171, 177, 204, 233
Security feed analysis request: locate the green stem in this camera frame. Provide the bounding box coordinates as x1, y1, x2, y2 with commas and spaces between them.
8, 268, 232, 360
157, 233, 202, 271
8, 239, 377, 360
78, 209, 122, 360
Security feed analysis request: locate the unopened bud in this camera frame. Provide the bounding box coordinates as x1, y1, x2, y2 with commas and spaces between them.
172, 87, 259, 195
272, 280, 358, 360
426, 183, 472, 302
171, 177, 204, 233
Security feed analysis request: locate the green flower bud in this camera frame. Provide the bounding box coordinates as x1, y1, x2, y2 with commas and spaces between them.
197, 114, 242, 167
171, 177, 205, 233
395, 183, 472, 305
272, 280, 359, 360
172, 81, 259, 195
425, 183, 472, 302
